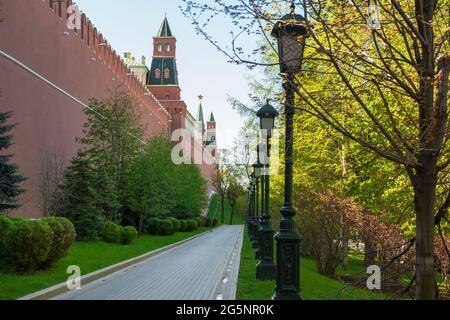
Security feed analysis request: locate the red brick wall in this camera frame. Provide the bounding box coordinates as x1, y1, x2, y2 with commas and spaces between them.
0, 0, 216, 217
0, 0, 170, 217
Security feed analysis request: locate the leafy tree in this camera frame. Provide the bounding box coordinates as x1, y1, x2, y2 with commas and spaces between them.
125, 136, 175, 234
212, 165, 229, 223
58, 151, 103, 240
78, 90, 144, 220
172, 163, 207, 217
0, 111, 25, 212
226, 173, 244, 225
181, 0, 450, 299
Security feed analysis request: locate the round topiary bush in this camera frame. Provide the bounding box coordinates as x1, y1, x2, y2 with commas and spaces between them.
42, 217, 76, 267
168, 218, 181, 232
157, 219, 175, 236
179, 219, 188, 232
185, 219, 199, 232
147, 218, 161, 235
3, 219, 53, 274
102, 221, 121, 243
193, 217, 203, 227
120, 226, 138, 244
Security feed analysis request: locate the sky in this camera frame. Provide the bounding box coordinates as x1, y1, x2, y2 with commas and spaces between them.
75, 0, 256, 149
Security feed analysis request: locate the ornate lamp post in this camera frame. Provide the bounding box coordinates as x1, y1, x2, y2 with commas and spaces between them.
251, 161, 262, 249
248, 172, 256, 240
255, 144, 265, 260
256, 100, 279, 280
271, 3, 308, 300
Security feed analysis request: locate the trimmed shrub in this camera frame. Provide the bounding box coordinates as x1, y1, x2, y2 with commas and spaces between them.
102, 221, 121, 243
0, 215, 13, 270
3, 219, 53, 274
168, 217, 181, 232
147, 218, 161, 235
157, 219, 175, 236
120, 226, 138, 244
193, 217, 203, 227
179, 219, 188, 232
42, 217, 76, 267
185, 219, 198, 232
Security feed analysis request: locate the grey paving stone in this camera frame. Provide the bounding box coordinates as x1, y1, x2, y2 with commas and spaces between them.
53, 225, 244, 300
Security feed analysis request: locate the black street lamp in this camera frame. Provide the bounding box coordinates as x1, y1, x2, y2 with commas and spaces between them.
271, 3, 308, 300
255, 144, 265, 260
256, 100, 279, 280
251, 160, 262, 249
248, 172, 256, 240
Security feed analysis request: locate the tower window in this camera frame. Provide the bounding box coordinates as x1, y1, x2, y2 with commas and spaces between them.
155, 68, 161, 79
164, 68, 170, 79
157, 43, 162, 52
166, 43, 171, 52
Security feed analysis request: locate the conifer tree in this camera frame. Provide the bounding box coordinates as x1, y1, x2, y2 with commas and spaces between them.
0, 112, 26, 212
58, 151, 102, 240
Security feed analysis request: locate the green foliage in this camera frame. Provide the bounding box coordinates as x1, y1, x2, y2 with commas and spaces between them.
102, 221, 122, 243
78, 91, 144, 221
146, 218, 161, 235
58, 152, 103, 241
0, 214, 13, 269
2, 219, 53, 274
193, 216, 204, 227
203, 217, 213, 227
212, 218, 218, 226
120, 226, 138, 245
42, 217, 76, 267
185, 219, 198, 232
0, 112, 26, 211
157, 219, 175, 236
179, 219, 188, 232
168, 217, 181, 232
125, 136, 207, 232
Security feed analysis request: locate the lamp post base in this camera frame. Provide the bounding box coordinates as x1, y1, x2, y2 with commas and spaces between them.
256, 223, 276, 280
272, 224, 301, 300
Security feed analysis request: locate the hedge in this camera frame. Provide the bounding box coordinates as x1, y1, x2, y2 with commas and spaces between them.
185, 219, 199, 232
179, 219, 188, 232
157, 219, 175, 236
0, 216, 76, 274
147, 218, 161, 235
120, 226, 138, 244
102, 221, 121, 243
42, 217, 76, 268
168, 217, 181, 232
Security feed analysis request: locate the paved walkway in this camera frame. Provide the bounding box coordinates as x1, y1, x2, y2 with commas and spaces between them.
53, 225, 244, 300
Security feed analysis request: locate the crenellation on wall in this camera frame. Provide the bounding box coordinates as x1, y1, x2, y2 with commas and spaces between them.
1, 0, 215, 216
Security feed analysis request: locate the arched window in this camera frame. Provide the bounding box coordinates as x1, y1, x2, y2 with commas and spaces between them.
155, 68, 161, 79
164, 68, 170, 79
166, 43, 171, 52
157, 43, 162, 52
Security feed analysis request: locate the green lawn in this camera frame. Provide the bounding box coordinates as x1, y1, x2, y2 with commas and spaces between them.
207, 194, 244, 225
0, 227, 210, 300
237, 230, 385, 300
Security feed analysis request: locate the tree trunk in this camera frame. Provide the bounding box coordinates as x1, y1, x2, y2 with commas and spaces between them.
229, 206, 234, 225
414, 155, 437, 300
138, 214, 144, 236
221, 195, 225, 223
